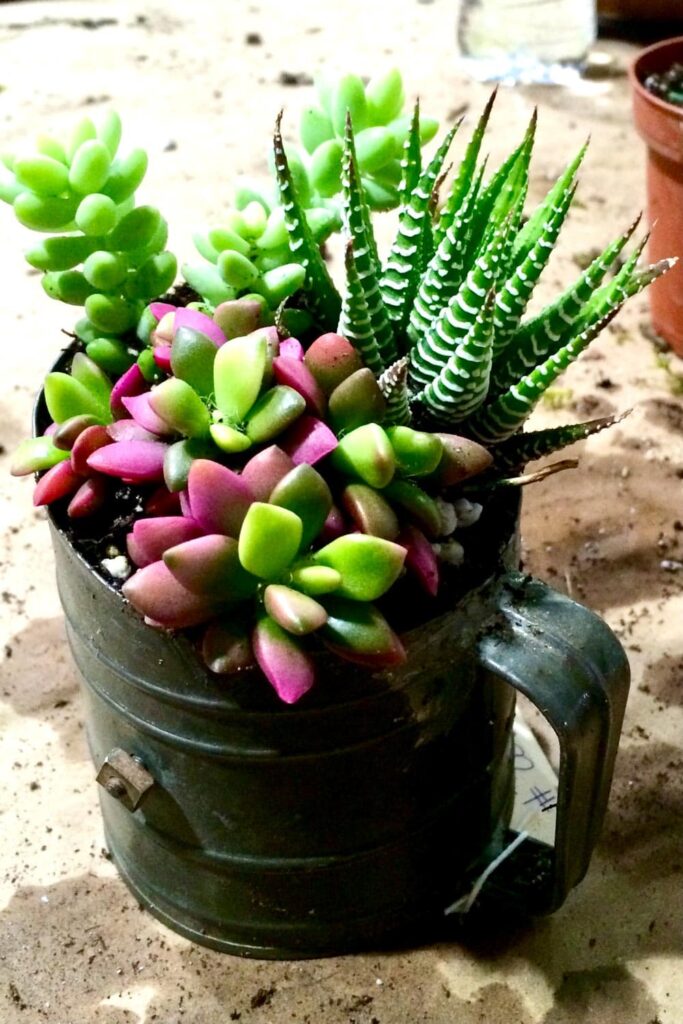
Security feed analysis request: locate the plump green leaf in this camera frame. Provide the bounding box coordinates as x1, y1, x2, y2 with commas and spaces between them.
44, 372, 107, 424
330, 423, 396, 488
10, 436, 70, 476
320, 596, 406, 667
238, 502, 303, 578
171, 325, 218, 397
209, 423, 252, 453
313, 534, 405, 601
102, 148, 148, 203
69, 139, 111, 195
214, 331, 268, 424
244, 385, 306, 443
386, 425, 443, 477
289, 564, 342, 596
14, 153, 70, 196
269, 464, 332, 549
328, 368, 386, 434
149, 378, 210, 438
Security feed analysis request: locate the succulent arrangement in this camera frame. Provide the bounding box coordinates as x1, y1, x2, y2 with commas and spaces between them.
6, 74, 670, 704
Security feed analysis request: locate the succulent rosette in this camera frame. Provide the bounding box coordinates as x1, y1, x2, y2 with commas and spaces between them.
7, 78, 671, 704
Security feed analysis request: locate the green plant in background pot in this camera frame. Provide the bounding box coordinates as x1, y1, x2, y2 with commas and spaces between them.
4, 71, 656, 956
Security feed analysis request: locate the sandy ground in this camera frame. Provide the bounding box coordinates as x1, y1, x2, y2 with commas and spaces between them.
0, 1, 682, 1022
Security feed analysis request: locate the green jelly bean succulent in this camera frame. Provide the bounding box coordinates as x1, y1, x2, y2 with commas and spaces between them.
1, 111, 177, 353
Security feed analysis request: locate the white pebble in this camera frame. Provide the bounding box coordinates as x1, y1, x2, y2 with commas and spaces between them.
453, 499, 483, 528
439, 539, 465, 566
101, 555, 132, 581
435, 497, 458, 537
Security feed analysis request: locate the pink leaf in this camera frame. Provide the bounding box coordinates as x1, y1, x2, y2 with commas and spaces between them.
241, 445, 294, 502
128, 515, 204, 567
144, 486, 181, 516
87, 440, 167, 483
179, 489, 192, 517
33, 460, 82, 506
279, 336, 304, 361
121, 393, 175, 437
252, 617, 316, 704
67, 476, 108, 518
319, 504, 347, 544
152, 344, 173, 372
273, 355, 327, 417
70, 425, 112, 476
187, 459, 255, 536
399, 526, 439, 597
110, 363, 147, 420
107, 419, 159, 443
174, 306, 226, 347
281, 415, 338, 466
123, 560, 219, 628
149, 301, 177, 321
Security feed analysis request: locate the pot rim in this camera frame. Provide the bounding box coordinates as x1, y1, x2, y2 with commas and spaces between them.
629, 34, 683, 117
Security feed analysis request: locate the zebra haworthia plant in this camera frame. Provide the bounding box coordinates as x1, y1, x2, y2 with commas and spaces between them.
7, 81, 669, 704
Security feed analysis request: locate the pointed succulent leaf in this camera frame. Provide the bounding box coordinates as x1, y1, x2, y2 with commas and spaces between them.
467, 308, 623, 443
202, 621, 254, 675
269, 464, 332, 550
378, 357, 411, 427
290, 564, 342, 596
418, 288, 496, 422
164, 534, 257, 600
11, 436, 70, 476
433, 89, 496, 248
409, 162, 485, 347
281, 415, 338, 466
241, 445, 294, 501
252, 616, 316, 704
398, 525, 439, 596
398, 100, 421, 211
264, 584, 328, 636
280, 336, 304, 361
187, 459, 255, 536
164, 438, 215, 492
244, 385, 306, 443
128, 516, 204, 568
87, 440, 167, 483
313, 534, 405, 601
238, 502, 303, 578
273, 355, 327, 417
33, 459, 82, 506
490, 414, 626, 472
410, 213, 517, 391
214, 331, 268, 425
123, 561, 219, 629
320, 597, 406, 668
341, 483, 400, 540
330, 423, 396, 488
341, 115, 397, 364
386, 425, 443, 477
337, 240, 383, 375
492, 183, 577, 353
491, 215, 643, 394
149, 378, 210, 439
511, 139, 587, 267
107, 418, 157, 443
380, 118, 459, 331
300, 104, 334, 154
304, 332, 363, 394
273, 113, 341, 328
328, 368, 386, 434
182, 262, 236, 306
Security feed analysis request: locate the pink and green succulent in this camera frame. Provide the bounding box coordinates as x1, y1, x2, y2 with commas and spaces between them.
6, 77, 669, 703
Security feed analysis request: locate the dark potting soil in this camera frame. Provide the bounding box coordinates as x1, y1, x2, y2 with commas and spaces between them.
643, 61, 683, 105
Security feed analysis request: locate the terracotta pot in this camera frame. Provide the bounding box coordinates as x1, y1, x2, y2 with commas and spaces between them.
630, 37, 683, 355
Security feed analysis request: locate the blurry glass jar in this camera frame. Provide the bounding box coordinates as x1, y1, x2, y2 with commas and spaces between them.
457, 0, 597, 82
